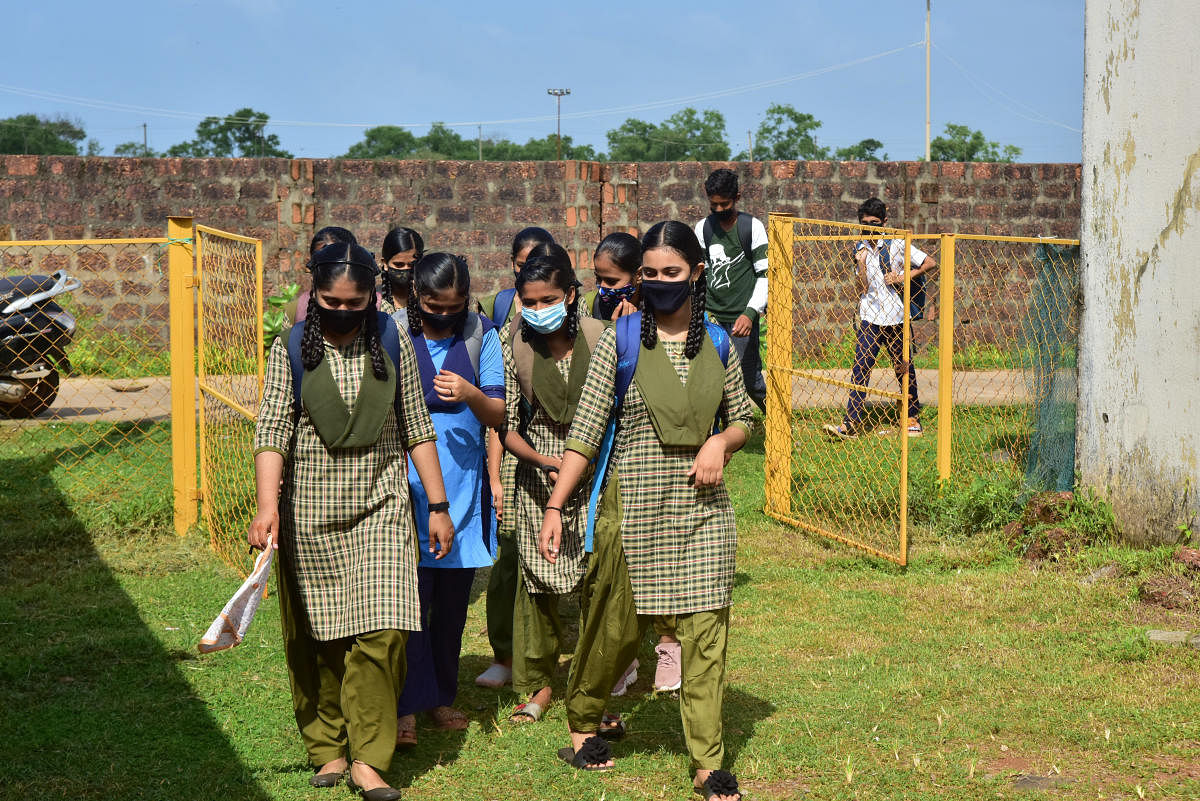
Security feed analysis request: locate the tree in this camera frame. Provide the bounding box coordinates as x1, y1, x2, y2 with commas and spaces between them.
929, 123, 1021, 162
113, 142, 160, 157
606, 107, 730, 162
0, 114, 90, 155
342, 126, 421, 159
165, 108, 292, 158
835, 138, 888, 161
740, 103, 828, 161
487, 133, 597, 161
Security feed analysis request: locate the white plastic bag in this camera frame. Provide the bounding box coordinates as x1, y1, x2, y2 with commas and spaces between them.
198, 547, 274, 653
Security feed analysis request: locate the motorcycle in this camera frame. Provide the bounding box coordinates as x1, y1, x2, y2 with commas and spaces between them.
0, 270, 80, 418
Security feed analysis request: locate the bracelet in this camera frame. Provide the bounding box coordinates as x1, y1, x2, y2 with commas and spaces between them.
539, 463, 558, 474
546, 506, 564, 515
428, 501, 450, 513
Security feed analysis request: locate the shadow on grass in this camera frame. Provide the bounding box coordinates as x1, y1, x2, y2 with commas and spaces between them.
0, 439, 271, 800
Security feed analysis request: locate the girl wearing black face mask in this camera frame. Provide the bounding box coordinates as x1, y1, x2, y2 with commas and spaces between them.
395, 252, 506, 744
379, 226, 424, 316
537, 222, 753, 797
251, 242, 455, 797
582, 231, 641, 321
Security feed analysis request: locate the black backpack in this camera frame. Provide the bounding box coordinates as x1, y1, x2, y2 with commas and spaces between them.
701, 212, 755, 268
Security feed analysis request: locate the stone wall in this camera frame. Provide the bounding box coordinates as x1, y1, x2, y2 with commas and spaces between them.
0, 154, 1080, 329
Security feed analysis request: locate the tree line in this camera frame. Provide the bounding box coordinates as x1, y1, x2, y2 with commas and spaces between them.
1, 105, 1022, 162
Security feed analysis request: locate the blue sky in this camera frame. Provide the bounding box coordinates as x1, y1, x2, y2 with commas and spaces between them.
2, 0, 1084, 161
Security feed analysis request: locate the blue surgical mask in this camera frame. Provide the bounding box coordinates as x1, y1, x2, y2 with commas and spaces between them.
523, 301, 568, 334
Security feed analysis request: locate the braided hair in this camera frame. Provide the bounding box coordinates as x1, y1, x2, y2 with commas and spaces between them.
514, 242, 579, 343
640, 220, 709, 359
380, 226, 424, 309
300, 242, 387, 380
406, 252, 471, 336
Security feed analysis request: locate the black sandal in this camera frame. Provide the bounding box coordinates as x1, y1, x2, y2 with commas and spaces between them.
557, 735, 614, 772
309, 763, 346, 788
694, 770, 742, 800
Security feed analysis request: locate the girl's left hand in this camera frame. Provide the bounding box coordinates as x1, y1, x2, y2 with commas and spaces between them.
612, 298, 639, 318
428, 511, 455, 559
686, 437, 728, 488
433, 370, 475, 403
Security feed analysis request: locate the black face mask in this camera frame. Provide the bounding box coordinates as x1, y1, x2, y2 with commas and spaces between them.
641, 279, 692, 314
421, 306, 469, 334
596, 285, 635, 320
387, 269, 412, 291
713, 207, 737, 224
318, 305, 368, 335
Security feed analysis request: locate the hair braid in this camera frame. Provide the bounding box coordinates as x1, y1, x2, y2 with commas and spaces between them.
640, 302, 658, 351
564, 283, 580, 342
406, 284, 423, 336
684, 269, 708, 359
381, 270, 395, 310
300, 292, 325, 371
363, 294, 388, 380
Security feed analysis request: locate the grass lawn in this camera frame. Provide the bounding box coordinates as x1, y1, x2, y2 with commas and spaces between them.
1, 421, 1198, 801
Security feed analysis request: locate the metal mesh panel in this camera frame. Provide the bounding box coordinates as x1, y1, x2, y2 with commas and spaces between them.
0, 239, 172, 509
195, 226, 263, 575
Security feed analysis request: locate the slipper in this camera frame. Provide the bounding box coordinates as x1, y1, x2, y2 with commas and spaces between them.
428, 706, 469, 731
475, 662, 513, 688
557, 735, 614, 772
508, 700, 544, 723
694, 770, 742, 800
309, 765, 346, 788
598, 713, 626, 741
394, 727, 417, 747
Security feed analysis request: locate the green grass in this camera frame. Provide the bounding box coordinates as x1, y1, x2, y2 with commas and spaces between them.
2, 422, 1198, 800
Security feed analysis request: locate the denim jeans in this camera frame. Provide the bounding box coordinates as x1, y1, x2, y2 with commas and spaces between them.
844, 321, 920, 428
717, 319, 766, 412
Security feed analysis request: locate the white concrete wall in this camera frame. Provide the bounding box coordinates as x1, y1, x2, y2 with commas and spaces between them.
1079, 0, 1200, 544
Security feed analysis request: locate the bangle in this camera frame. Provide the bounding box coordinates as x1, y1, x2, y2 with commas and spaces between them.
428, 501, 450, 513
539, 463, 558, 474
546, 506, 564, 515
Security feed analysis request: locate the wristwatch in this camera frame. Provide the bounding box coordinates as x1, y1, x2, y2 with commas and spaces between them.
428, 501, 450, 513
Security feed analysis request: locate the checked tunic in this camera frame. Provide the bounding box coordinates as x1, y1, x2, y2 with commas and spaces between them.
500, 321, 593, 595
254, 333, 435, 640
565, 328, 754, 615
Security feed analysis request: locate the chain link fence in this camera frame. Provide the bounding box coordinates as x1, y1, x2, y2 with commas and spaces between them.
0, 238, 173, 514
764, 215, 1081, 564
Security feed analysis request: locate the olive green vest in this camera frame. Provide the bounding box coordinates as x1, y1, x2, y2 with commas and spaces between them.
633, 336, 724, 447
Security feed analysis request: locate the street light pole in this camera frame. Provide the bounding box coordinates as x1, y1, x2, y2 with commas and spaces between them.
547, 88, 570, 160
925, 0, 932, 161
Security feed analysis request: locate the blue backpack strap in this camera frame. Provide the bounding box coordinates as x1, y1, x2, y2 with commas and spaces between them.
287, 322, 305, 421
583, 312, 641, 552
492, 287, 516, 328
704, 320, 730, 435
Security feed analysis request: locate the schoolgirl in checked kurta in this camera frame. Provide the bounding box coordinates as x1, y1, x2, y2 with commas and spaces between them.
497, 243, 606, 724
249, 243, 454, 801
541, 221, 752, 801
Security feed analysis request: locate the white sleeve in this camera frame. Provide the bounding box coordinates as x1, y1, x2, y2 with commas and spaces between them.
908, 242, 929, 268
747, 274, 768, 316
694, 219, 708, 259
750, 216, 769, 275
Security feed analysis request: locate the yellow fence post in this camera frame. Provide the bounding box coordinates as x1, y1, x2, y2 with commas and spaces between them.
763, 214, 794, 519
936, 233, 955, 482
168, 216, 198, 535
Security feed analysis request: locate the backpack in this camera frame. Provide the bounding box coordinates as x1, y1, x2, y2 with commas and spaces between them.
583, 311, 731, 551
286, 311, 404, 422
407, 311, 494, 412
509, 313, 608, 434
701, 212, 756, 270
483, 287, 517, 328
854, 238, 927, 321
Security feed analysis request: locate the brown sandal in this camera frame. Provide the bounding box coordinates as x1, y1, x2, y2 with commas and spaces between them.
428, 705, 469, 730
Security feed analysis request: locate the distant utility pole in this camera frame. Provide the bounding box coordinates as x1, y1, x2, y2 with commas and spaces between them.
478, 125, 483, 161
925, 0, 932, 161
547, 88, 571, 160
142, 122, 148, 153
747, 130, 754, 162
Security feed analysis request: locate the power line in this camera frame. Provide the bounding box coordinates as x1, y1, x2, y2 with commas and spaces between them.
0, 41, 923, 133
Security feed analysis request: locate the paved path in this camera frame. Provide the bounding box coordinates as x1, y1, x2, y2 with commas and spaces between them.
778, 368, 1074, 408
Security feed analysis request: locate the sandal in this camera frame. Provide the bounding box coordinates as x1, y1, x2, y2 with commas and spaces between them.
557, 735, 614, 772
508, 700, 545, 723
428, 705, 469, 731
347, 762, 402, 801
309, 763, 347, 788
598, 713, 626, 741
694, 770, 742, 800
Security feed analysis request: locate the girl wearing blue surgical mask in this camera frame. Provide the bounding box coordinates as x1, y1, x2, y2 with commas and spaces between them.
497, 243, 608, 725
582, 232, 641, 321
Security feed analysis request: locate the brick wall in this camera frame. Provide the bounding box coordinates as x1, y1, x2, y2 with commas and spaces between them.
1, 155, 1080, 338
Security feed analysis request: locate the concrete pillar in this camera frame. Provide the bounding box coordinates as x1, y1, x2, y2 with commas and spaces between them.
1079, 0, 1200, 544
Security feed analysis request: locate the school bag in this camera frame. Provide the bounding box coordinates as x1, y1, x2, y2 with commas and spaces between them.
285, 311, 404, 422
701, 212, 756, 270
483, 287, 517, 328
583, 311, 731, 551
508, 312, 607, 434
406, 311, 495, 411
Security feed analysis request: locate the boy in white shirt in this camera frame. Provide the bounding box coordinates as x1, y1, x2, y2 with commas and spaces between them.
825, 197, 937, 439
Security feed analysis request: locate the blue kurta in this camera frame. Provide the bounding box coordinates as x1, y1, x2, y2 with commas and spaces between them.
407, 327, 504, 569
